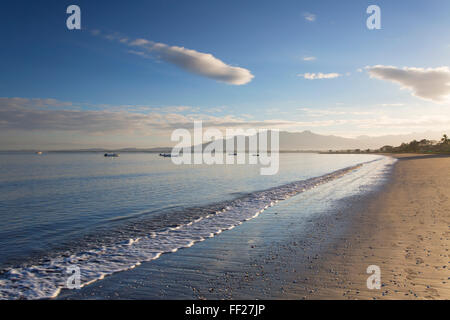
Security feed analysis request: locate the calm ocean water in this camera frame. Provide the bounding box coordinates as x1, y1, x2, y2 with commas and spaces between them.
0, 152, 395, 299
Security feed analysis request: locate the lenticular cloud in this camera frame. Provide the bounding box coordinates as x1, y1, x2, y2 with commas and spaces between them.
114, 34, 254, 85
149, 43, 254, 85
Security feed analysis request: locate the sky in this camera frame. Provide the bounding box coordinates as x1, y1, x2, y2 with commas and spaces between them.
1, 0, 450, 149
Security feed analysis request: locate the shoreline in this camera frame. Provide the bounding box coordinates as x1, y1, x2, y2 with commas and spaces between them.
58, 155, 394, 300
57, 154, 449, 300
295, 154, 450, 299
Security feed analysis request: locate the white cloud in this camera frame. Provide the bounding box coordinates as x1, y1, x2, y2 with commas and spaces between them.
303, 56, 317, 61
129, 38, 151, 46
366, 65, 450, 102
127, 50, 151, 59
147, 43, 254, 85
97, 32, 254, 85
298, 72, 341, 80
303, 12, 316, 22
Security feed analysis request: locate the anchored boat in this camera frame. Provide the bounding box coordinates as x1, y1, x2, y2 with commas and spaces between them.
104, 153, 120, 157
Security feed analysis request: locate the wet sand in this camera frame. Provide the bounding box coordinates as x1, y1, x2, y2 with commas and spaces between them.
59, 154, 449, 300
297, 154, 450, 299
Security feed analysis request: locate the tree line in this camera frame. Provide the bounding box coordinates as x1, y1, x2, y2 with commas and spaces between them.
378, 134, 450, 153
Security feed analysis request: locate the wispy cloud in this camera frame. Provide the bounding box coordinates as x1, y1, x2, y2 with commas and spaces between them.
366, 65, 450, 102
0, 98, 296, 135
93, 30, 254, 85
127, 50, 152, 59
303, 12, 316, 22
297, 108, 374, 117
303, 56, 317, 61
298, 72, 341, 80
4, 98, 450, 148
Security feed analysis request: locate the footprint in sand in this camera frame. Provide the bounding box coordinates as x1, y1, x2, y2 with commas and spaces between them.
425, 287, 440, 298
404, 268, 417, 280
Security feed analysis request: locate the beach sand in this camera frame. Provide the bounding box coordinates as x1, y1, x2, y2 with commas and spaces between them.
59, 154, 449, 300
295, 154, 450, 299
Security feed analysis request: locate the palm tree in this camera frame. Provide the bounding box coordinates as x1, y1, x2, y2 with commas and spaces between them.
441, 134, 449, 144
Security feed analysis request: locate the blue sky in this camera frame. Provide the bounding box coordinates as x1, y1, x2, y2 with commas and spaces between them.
1, 0, 450, 149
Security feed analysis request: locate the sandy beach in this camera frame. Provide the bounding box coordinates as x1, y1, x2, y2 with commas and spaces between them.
297, 154, 450, 299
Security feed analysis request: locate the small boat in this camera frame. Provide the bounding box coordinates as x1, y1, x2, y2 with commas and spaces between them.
159, 153, 173, 158
104, 153, 119, 157
35, 151, 43, 155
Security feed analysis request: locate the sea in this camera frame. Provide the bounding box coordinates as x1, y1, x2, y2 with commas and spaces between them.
0, 152, 396, 299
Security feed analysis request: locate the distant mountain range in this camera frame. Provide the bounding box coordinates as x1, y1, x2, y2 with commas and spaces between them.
274, 130, 443, 151
190, 130, 445, 152
28, 130, 445, 152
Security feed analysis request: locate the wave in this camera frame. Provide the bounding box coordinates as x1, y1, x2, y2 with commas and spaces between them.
0, 156, 396, 300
